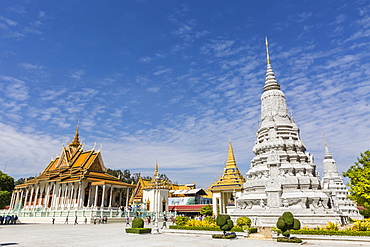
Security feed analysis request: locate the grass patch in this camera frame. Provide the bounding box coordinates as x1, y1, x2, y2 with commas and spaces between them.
212, 233, 236, 239
125, 228, 152, 234
277, 237, 302, 243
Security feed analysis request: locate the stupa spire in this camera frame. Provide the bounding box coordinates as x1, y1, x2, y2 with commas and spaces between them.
226, 141, 237, 168
153, 159, 159, 178
264, 37, 280, 92
323, 135, 333, 159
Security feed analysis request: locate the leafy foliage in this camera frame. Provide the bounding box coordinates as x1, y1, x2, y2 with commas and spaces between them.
174, 216, 190, 226
291, 229, 370, 236
0, 191, 12, 209
216, 214, 234, 235
0, 171, 14, 192
343, 150, 370, 208
277, 237, 302, 243
169, 225, 258, 233
132, 217, 144, 228
275, 212, 301, 238
200, 204, 213, 216
236, 216, 252, 230
125, 228, 151, 234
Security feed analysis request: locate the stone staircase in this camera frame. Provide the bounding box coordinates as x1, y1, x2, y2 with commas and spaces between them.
248, 227, 273, 240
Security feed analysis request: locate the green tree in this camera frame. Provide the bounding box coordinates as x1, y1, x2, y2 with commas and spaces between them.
0, 171, 15, 191
0, 171, 15, 209
343, 150, 370, 208
200, 204, 213, 216
216, 214, 234, 236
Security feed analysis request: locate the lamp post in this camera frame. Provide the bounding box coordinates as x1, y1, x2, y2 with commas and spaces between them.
152, 174, 160, 234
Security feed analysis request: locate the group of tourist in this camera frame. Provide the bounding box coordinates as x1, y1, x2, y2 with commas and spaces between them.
0, 215, 18, 224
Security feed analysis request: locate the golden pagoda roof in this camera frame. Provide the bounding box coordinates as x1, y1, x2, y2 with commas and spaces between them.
210, 142, 246, 192
14, 130, 135, 190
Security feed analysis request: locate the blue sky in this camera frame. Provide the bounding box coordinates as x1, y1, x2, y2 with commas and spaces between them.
0, 1, 369, 188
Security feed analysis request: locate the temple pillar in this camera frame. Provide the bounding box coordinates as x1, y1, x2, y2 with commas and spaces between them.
56, 184, 62, 208
20, 189, 24, 208
101, 184, 106, 207
94, 185, 99, 207
9, 192, 16, 209
109, 185, 113, 207
29, 186, 34, 207
24, 188, 29, 208
33, 184, 40, 208
87, 185, 92, 207
77, 182, 82, 208
119, 190, 122, 207
68, 183, 75, 209
125, 188, 130, 208
44, 183, 51, 208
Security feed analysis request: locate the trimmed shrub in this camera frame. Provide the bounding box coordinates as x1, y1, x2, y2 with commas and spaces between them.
132, 217, 144, 228
125, 228, 152, 234
277, 237, 302, 243
291, 229, 370, 236
174, 216, 190, 226
276, 212, 301, 238
212, 232, 236, 239
169, 225, 257, 233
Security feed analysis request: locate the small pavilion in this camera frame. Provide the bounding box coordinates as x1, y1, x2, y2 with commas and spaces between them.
210, 142, 246, 215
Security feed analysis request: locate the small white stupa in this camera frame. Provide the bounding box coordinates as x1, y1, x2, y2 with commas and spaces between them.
321, 138, 363, 220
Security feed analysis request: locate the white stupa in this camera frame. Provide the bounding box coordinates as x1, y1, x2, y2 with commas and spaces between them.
321, 138, 363, 220
229, 38, 346, 227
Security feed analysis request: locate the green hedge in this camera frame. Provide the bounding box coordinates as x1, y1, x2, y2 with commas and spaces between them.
212, 234, 236, 239
291, 229, 370, 237
169, 225, 258, 233
125, 228, 152, 234
277, 237, 302, 243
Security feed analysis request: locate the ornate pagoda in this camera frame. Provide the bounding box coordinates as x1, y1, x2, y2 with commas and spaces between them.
228, 38, 344, 227
210, 141, 246, 215
9, 128, 135, 222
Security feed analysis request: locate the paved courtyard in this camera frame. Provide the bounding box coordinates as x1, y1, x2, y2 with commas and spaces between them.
1, 222, 370, 247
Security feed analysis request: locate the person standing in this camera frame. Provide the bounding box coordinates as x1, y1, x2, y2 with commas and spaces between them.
161, 215, 167, 229
74, 215, 78, 225
64, 216, 68, 224
52, 217, 55, 225
125, 216, 130, 226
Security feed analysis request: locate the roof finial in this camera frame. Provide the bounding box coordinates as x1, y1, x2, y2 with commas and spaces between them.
323, 134, 332, 159
265, 36, 270, 65
154, 159, 159, 178
69, 116, 81, 147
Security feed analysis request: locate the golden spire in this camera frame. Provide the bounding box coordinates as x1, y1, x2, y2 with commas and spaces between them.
153, 159, 159, 178
227, 141, 236, 168
265, 36, 270, 65
69, 117, 81, 147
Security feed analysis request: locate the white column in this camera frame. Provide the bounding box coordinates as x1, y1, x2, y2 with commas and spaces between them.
125, 188, 130, 208
20, 189, 24, 207
68, 183, 75, 208
94, 185, 99, 207
77, 182, 83, 208
9, 192, 16, 209
109, 185, 113, 207
87, 185, 92, 207
56, 184, 62, 208
101, 184, 106, 207
24, 188, 29, 208
33, 184, 40, 208
63, 184, 68, 208
44, 183, 51, 208
119, 190, 122, 206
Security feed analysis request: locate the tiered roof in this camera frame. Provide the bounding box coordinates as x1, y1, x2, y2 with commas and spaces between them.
15, 129, 135, 190
210, 142, 246, 192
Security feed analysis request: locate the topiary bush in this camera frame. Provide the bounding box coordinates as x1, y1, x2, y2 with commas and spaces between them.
276, 212, 301, 238
216, 214, 234, 236
236, 216, 251, 230
132, 217, 144, 228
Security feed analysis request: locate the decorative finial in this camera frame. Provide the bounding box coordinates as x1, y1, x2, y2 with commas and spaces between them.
265, 36, 270, 65
69, 117, 81, 147
323, 134, 332, 159
154, 159, 159, 178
